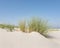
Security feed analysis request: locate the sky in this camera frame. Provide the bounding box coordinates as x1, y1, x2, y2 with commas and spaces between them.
0, 0, 60, 27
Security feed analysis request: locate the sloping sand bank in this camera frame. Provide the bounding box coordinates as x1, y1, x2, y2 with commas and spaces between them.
0, 31, 60, 48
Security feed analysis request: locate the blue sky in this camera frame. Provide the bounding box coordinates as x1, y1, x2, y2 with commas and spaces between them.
0, 0, 60, 27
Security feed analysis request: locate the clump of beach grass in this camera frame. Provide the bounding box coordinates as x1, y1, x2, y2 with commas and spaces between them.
28, 17, 48, 35
0, 24, 15, 32
19, 20, 26, 32
19, 17, 48, 36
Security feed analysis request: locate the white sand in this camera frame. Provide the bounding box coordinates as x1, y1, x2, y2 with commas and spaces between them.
0, 28, 7, 32
47, 31, 60, 39
47, 31, 60, 45
0, 31, 60, 48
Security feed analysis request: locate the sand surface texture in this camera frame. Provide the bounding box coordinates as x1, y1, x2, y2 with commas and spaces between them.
0, 29, 60, 48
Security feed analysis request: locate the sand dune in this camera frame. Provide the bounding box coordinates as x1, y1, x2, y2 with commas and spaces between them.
0, 30, 60, 48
